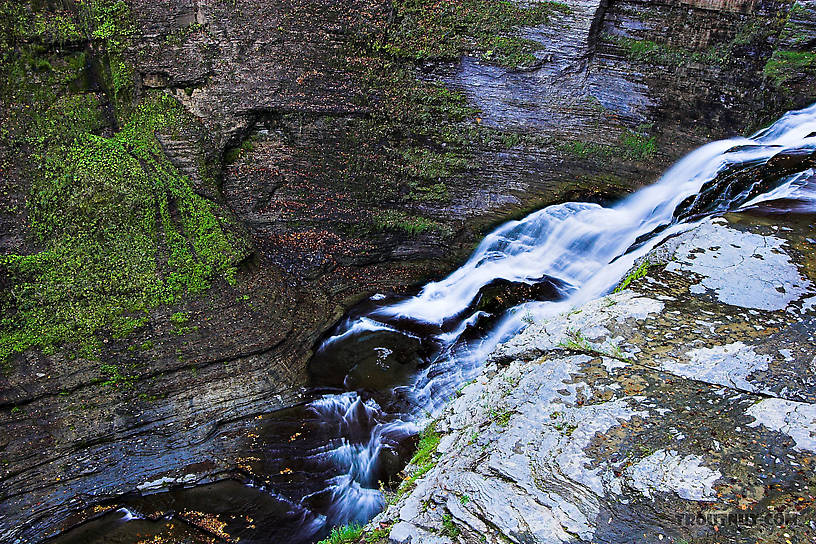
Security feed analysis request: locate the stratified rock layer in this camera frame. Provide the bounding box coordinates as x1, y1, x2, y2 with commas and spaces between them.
368, 213, 816, 543
1, 0, 815, 541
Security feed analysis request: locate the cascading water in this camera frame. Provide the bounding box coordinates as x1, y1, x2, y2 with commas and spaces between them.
53, 104, 816, 544
289, 102, 816, 540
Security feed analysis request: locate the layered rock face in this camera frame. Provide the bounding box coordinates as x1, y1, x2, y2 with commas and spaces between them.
0, 0, 814, 542
368, 212, 816, 543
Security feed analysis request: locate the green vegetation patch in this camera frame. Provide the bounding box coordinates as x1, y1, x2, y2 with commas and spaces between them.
558, 328, 632, 362
603, 34, 728, 67
383, 0, 571, 67
490, 407, 513, 427
336, 61, 479, 204
763, 50, 816, 87
602, 23, 781, 70
339, 1, 576, 207
372, 210, 445, 235
1, 0, 133, 48
0, 2, 248, 364
392, 419, 441, 503
441, 513, 461, 538
318, 523, 364, 544
618, 129, 657, 161
558, 128, 657, 162
614, 260, 651, 292
1, 93, 248, 362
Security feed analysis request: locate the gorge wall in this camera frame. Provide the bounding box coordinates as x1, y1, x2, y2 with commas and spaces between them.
1, 0, 815, 541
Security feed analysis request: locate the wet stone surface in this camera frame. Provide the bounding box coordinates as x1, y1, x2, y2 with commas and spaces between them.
365, 213, 816, 544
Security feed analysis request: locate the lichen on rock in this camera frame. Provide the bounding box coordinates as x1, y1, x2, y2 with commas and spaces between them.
367, 214, 816, 543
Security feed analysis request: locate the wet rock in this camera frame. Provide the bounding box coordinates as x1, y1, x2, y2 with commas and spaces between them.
368, 213, 816, 543
746, 398, 816, 452
664, 220, 812, 310
626, 450, 720, 501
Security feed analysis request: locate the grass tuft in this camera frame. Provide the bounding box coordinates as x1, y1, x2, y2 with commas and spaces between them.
614, 260, 651, 293
318, 523, 364, 544
392, 419, 441, 503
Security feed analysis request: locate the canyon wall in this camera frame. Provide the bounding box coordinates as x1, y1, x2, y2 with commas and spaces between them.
1, 0, 814, 541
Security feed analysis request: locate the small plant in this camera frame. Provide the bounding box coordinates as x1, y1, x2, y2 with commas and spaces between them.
441, 513, 461, 538
550, 411, 577, 436
614, 260, 651, 292
489, 407, 513, 427
460, 494, 470, 506
318, 523, 363, 544
99, 363, 135, 389
392, 420, 441, 502
558, 329, 633, 362
170, 311, 198, 335
520, 308, 535, 325
164, 22, 204, 46
502, 373, 521, 387
170, 311, 190, 325
559, 328, 593, 352
619, 130, 656, 161
366, 524, 393, 542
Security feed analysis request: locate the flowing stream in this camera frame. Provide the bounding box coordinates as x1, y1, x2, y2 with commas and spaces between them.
51, 104, 816, 543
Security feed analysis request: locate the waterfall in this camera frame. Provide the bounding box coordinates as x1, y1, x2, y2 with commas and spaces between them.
278, 103, 816, 540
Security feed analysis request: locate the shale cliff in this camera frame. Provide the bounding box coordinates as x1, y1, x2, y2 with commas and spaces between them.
1, 0, 815, 541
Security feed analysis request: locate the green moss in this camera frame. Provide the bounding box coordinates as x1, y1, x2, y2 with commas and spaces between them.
619, 130, 656, 160
2, 93, 246, 362
401, 148, 469, 181
558, 129, 656, 162
789, 2, 812, 18
384, 0, 570, 67
99, 362, 136, 388
489, 407, 512, 427
392, 420, 441, 503
372, 210, 444, 235
602, 34, 733, 68
224, 134, 258, 164
170, 312, 190, 325
0, 4, 247, 365
763, 50, 816, 87
165, 22, 205, 46
558, 140, 612, 159
441, 513, 461, 538
318, 524, 363, 544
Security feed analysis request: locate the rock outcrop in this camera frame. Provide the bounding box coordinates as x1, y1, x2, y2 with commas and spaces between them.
367, 212, 816, 543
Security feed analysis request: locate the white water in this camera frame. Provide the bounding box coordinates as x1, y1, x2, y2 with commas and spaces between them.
379, 105, 816, 326
302, 103, 816, 530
